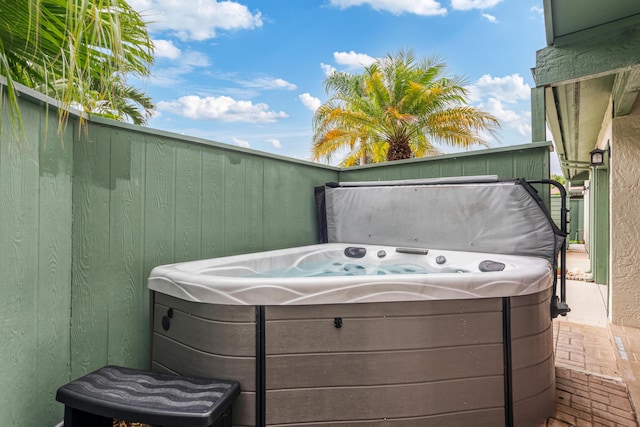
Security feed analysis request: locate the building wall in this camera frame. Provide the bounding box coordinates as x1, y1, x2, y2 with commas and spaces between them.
611, 97, 640, 326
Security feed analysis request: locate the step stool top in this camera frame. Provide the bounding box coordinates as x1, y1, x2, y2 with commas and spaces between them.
56, 365, 240, 426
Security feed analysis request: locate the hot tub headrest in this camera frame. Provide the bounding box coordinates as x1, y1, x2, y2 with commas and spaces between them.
316, 176, 565, 263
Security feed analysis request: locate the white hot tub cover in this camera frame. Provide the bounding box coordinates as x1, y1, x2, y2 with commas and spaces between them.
316, 176, 565, 264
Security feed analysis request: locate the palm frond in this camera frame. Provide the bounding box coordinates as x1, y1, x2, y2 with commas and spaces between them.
0, 0, 154, 136
311, 48, 501, 165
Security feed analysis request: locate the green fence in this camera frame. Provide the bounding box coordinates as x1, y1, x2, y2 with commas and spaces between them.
70, 121, 338, 382
0, 84, 552, 426
341, 143, 552, 206
551, 195, 585, 244
569, 198, 585, 242
0, 92, 74, 426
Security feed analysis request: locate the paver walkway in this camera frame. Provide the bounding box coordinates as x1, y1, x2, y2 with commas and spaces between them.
611, 324, 640, 419
535, 277, 640, 426
541, 367, 637, 426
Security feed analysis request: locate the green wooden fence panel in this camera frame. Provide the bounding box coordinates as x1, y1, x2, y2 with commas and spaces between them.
552, 195, 585, 243
108, 128, 148, 369
69, 122, 339, 386
36, 110, 74, 425
263, 159, 338, 249
0, 99, 41, 426
0, 93, 73, 427
71, 124, 112, 378
569, 198, 585, 242
551, 194, 562, 228
339, 142, 552, 207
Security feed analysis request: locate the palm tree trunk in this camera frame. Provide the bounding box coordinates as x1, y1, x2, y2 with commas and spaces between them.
386, 133, 412, 161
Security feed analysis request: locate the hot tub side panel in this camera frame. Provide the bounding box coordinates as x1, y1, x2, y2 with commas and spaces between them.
511, 287, 555, 426
151, 293, 257, 427
264, 299, 507, 426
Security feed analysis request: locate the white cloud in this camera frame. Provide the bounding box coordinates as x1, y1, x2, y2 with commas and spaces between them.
481, 98, 530, 137
482, 13, 497, 23
178, 51, 210, 67
265, 138, 282, 148
517, 122, 532, 137
242, 77, 297, 90
232, 137, 251, 148
146, 50, 210, 86
299, 93, 322, 112
319, 54, 373, 79
483, 98, 520, 122
466, 73, 533, 142
153, 39, 181, 59
156, 95, 288, 123
451, 0, 503, 11
129, 0, 262, 41
530, 5, 543, 15
467, 73, 530, 104
330, 0, 446, 16
321, 63, 337, 76
334, 51, 377, 69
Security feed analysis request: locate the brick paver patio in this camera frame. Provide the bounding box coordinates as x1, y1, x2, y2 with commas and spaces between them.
537, 305, 640, 426
540, 367, 637, 426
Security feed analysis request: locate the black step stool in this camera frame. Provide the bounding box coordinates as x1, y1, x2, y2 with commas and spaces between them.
56, 365, 240, 427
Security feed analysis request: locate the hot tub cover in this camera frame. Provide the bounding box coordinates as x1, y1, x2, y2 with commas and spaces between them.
316, 176, 564, 264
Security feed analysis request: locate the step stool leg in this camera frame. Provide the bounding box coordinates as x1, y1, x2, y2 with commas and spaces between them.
222, 406, 233, 427
210, 406, 233, 427
64, 406, 113, 427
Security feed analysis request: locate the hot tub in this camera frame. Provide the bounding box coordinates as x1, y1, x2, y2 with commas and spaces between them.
149, 243, 556, 427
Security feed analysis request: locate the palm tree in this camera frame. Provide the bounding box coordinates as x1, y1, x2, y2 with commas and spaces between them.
312, 50, 500, 166
0, 0, 154, 131
82, 74, 155, 125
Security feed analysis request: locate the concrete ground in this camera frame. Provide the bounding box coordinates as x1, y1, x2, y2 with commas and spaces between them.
536, 245, 639, 426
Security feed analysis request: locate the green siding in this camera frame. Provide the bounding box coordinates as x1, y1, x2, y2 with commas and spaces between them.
263, 160, 336, 249
0, 84, 553, 426
533, 16, 640, 87
69, 122, 339, 383
71, 124, 112, 377
339, 142, 552, 206
0, 100, 40, 426
569, 198, 585, 242
36, 111, 74, 424
108, 129, 147, 369
0, 94, 73, 426
531, 87, 546, 142
551, 195, 585, 243
551, 194, 562, 228
590, 166, 610, 285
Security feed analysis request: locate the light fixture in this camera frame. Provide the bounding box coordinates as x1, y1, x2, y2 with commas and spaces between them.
589, 147, 608, 167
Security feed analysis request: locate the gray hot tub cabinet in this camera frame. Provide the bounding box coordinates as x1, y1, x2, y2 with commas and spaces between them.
151, 287, 554, 427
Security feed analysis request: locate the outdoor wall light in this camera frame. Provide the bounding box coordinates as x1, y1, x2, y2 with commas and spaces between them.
589, 147, 608, 166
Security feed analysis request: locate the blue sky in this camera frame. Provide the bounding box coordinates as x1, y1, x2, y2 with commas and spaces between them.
129, 0, 554, 168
